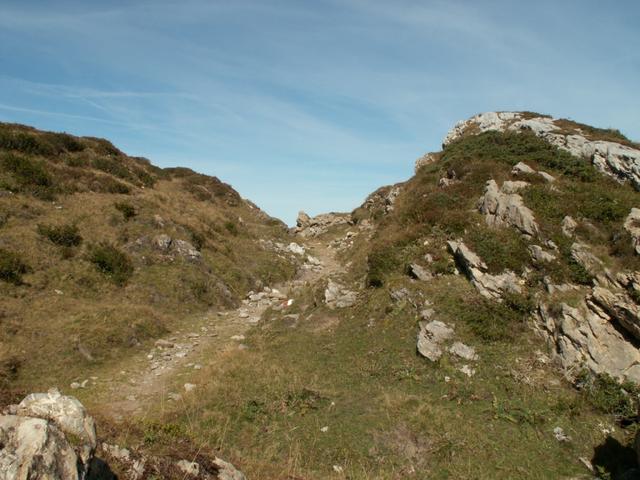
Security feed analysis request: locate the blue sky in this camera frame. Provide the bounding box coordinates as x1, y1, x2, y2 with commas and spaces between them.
1, 1, 639, 225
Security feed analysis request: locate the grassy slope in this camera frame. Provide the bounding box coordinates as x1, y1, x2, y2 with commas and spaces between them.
0, 122, 297, 391
130, 130, 640, 478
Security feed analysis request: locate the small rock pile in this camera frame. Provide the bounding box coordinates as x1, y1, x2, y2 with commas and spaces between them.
416, 308, 479, 377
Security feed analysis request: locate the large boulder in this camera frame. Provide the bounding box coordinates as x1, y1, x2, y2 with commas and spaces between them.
0, 415, 80, 480
537, 300, 640, 383
0, 388, 97, 479
477, 180, 539, 236
15, 389, 97, 468
590, 286, 640, 341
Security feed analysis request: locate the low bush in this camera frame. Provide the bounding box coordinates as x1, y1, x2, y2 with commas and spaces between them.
1, 153, 52, 188
456, 293, 532, 342
0, 248, 29, 284
114, 201, 136, 220
575, 370, 640, 420
37, 223, 82, 247
87, 243, 134, 285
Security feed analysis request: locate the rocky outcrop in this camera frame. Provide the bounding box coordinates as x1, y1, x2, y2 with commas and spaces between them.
447, 240, 523, 299
295, 211, 350, 237
590, 286, 640, 341
0, 415, 80, 480
444, 111, 640, 189
414, 152, 438, 172
528, 245, 556, 263
537, 300, 640, 384
324, 280, 357, 309
511, 161, 556, 183
561, 216, 578, 237
0, 388, 96, 480
570, 242, 603, 276
624, 208, 640, 255
361, 184, 403, 216
477, 180, 539, 236
417, 320, 454, 361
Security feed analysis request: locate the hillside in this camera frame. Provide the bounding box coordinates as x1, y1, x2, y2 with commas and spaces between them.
2, 113, 640, 480
0, 122, 298, 393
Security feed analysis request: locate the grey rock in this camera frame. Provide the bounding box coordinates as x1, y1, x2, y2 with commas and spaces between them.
624, 208, 640, 255
444, 111, 640, 189
172, 239, 201, 259
561, 216, 578, 237
324, 280, 357, 309
447, 241, 523, 299
408, 263, 432, 282
448, 342, 478, 361
176, 459, 200, 476
570, 242, 603, 276
16, 388, 96, 467
478, 180, 538, 236
529, 245, 557, 263
153, 234, 172, 250
538, 171, 556, 183
536, 301, 640, 383
511, 162, 536, 175
0, 415, 80, 480
590, 286, 640, 341
414, 152, 438, 172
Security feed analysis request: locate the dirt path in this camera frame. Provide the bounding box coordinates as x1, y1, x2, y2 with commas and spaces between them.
96, 237, 342, 422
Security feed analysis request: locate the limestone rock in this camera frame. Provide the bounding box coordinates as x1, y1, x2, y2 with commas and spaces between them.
324, 280, 357, 309
538, 171, 556, 183
172, 239, 201, 259
153, 234, 172, 250
536, 301, 640, 383
590, 286, 640, 341
447, 241, 523, 299
0, 415, 80, 480
287, 242, 305, 255
417, 320, 454, 362
213, 457, 246, 480
478, 180, 538, 236
294, 212, 350, 238
500, 180, 530, 194
414, 152, 438, 172
570, 242, 603, 276
444, 111, 640, 189
408, 263, 432, 282
529, 245, 557, 263
448, 342, 478, 361
624, 208, 640, 255
561, 216, 578, 237
512, 162, 536, 175
176, 459, 200, 476
16, 388, 97, 467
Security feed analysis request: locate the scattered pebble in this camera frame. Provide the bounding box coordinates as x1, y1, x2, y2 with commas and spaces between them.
320, 426, 329, 433
184, 383, 197, 393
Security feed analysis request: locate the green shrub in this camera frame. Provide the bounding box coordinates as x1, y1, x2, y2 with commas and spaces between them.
1, 153, 52, 188
93, 157, 131, 181
98, 177, 130, 194
87, 243, 134, 285
0, 248, 29, 284
37, 223, 82, 247
224, 221, 238, 235
575, 370, 640, 419
114, 201, 136, 220
443, 131, 596, 181
456, 293, 531, 342
466, 225, 530, 274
